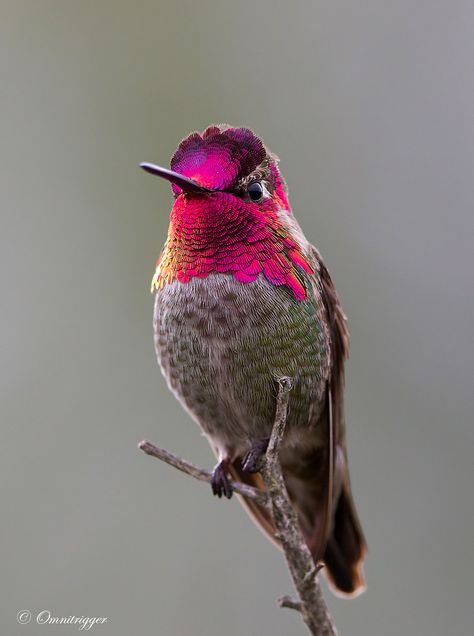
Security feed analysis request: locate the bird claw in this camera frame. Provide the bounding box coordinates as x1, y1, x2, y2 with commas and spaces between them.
242, 439, 269, 473
211, 460, 233, 499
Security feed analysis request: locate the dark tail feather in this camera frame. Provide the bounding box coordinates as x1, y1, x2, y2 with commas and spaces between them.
322, 484, 367, 597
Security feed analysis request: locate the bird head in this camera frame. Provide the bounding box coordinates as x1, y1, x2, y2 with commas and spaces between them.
142, 125, 312, 299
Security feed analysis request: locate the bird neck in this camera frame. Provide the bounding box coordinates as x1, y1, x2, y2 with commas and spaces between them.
152, 193, 313, 300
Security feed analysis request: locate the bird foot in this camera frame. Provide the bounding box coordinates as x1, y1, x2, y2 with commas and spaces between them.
242, 439, 270, 473
211, 459, 233, 499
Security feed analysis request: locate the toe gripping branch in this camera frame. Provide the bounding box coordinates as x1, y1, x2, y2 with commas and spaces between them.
211, 439, 270, 499
211, 459, 233, 499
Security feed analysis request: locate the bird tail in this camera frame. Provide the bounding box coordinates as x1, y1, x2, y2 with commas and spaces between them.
322, 480, 367, 597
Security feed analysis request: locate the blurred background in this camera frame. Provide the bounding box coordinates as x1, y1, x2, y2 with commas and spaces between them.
1, 2, 473, 635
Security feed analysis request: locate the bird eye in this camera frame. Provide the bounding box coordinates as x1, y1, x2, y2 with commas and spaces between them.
247, 180, 264, 202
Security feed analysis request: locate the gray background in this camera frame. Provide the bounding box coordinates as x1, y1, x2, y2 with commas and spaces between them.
1, 2, 473, 635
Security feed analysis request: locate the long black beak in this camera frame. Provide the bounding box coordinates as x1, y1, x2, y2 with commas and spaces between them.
140, 162, 212, 193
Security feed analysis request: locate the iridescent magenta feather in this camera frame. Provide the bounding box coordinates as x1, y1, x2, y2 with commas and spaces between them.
170, 126, 266, 192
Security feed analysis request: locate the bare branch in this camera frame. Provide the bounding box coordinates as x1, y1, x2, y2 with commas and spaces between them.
261, 378, 339, 635
138, 377, 339, 635
138, 440, 268, 507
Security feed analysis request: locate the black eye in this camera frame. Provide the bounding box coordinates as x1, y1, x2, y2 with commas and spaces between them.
247, 181, 264, 202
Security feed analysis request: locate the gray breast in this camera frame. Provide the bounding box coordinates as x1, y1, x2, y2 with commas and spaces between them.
154, 273, 330, 459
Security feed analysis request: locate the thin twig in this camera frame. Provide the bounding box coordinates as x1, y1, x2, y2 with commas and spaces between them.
138, 440, 268, 507
261, 378, 339, 635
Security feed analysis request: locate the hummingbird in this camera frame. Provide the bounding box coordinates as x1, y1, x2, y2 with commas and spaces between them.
141, 125, 367, 596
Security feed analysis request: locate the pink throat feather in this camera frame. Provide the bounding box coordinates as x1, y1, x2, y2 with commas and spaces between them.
152, 191, 313, 300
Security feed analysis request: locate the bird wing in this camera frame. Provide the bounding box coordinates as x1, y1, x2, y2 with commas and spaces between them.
304, 246, 350, 563
310, 247, 367, 595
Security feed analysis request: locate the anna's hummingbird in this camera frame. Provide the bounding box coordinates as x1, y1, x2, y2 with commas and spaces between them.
141, 125, 367, 596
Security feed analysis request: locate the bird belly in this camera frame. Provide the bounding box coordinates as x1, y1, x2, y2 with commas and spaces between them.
154, 274, 330, 459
